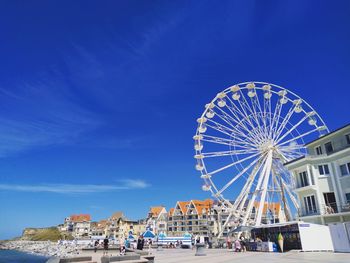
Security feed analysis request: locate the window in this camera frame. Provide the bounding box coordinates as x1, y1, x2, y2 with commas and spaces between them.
325, 142, 334, 154
304, 195, 317, 214
346, 134, 350, 145
346, 193, 350, 204
318, 164, 330, 175
315, 146, 323, 155
298, 171, 309, 187
340, 163, 350, 176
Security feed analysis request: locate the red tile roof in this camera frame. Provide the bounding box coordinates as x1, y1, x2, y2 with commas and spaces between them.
70, 214, 91, 222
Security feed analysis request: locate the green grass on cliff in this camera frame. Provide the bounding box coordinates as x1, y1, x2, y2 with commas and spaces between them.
30, 227, 73, 241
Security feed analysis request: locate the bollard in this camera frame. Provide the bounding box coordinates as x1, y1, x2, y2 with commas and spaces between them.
195, 243, 206, 256
157, 243, 163, 251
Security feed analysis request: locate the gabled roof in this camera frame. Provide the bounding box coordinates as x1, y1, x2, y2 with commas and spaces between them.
95, 219, 108, 229
168, 208, 174, 216
176, 201, 190, 214
70, 214, 91, 222
190, 199, 214, 215
111, 211, 124, 220
149, 206, 166, 218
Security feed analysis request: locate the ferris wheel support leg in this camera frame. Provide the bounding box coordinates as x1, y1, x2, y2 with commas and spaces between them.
241, 152, 270, 226
218, 212, 233, 238
255, 151, 273, 226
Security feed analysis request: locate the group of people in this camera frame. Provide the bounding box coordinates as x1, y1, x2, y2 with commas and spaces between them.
226, 236, 247, 252
164, 240, 183, 248
93, 237, 109, 255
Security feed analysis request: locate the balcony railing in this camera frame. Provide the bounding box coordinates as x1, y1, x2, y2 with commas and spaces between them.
298, 202, 350, 217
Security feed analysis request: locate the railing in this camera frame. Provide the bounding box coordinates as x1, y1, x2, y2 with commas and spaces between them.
298, 202, 350, 217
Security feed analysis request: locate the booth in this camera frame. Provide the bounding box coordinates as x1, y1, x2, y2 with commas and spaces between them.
328, 222, 350, 252
250, 221, 333, 252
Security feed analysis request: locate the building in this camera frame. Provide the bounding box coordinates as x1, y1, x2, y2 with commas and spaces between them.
167, 199, 215, 237
90, 220, 107, 238
285, 124, 350, 225
63, 214, 91, 239
146, 206, 167, 234
115, 217, 146, 239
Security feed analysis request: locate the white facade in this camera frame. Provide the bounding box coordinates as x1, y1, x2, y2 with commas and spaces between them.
74, 221, 91, 238
285, 124, 350, 225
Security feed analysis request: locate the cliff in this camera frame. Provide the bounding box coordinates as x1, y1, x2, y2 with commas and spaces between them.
21, 227, 72, 241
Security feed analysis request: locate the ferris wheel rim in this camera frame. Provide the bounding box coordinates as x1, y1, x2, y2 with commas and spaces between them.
194, 81, 329, 229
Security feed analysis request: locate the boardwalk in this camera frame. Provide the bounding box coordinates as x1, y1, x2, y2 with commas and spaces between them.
153, 249, 349, 263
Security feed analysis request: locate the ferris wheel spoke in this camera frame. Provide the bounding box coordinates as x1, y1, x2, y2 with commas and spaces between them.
201, 135, 257, 150
206, 121, 258, 148
279, 147, 304, 158
223, 102, 255, 135
212, 105, 244, 130
272, 104, 297, 141
274, 112, 315, 145
221, 98, 264, 142
270, 97, 284, 140
230, 91, 265, 140
249, 91, 267, 136
225, 95, 257, 129
201, 149, 258, 158
210, 108, 257, 144
215, 154, 266, 196
279, 144, 305, 151
208, 152, 261, 176
278, 126, 320, 147
238, 92, 266, 138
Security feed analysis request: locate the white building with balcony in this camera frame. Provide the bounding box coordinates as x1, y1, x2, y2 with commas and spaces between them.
285, 124, 350, 225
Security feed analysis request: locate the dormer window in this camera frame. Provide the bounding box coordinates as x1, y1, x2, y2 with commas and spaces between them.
325, 142, 334, 154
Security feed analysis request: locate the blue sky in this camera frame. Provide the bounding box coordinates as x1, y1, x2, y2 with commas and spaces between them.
0, 0, 350, 239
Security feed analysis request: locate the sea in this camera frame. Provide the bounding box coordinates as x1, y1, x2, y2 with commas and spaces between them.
0, 250, 49, 263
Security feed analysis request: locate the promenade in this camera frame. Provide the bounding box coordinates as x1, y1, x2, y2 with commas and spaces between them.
79, 249, 350, 263
153, 249, 349, 263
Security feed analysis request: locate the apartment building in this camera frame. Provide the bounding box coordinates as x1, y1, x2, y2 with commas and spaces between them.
285, 124, 350, 224
167, 199, 214, 237
63, 214, 91, 239
146, 206, 167, 235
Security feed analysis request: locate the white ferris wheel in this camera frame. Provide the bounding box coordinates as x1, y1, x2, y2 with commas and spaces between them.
193, 82, 328, 235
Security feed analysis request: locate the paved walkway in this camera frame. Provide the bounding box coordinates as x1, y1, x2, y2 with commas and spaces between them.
153, 249, 350, 263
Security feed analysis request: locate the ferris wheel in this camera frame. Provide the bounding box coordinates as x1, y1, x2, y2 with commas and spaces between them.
193, 82, 328, 235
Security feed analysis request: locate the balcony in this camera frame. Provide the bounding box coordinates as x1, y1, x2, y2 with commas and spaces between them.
298, 202, 350, 217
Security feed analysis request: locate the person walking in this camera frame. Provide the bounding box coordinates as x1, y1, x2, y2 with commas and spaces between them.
147, 238, 153, 254
234, 239, 241, 252
103, 236, 109, 255
137, 235, 145, 250
120, 238, 127, 255
94, 239, 99, 253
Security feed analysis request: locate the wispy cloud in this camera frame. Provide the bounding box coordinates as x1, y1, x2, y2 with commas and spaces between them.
0, 179, 150, 194
0, 75, 101, 157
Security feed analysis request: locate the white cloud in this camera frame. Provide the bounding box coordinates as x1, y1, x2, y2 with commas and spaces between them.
0, 179, 150, 194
